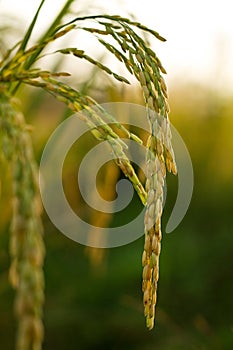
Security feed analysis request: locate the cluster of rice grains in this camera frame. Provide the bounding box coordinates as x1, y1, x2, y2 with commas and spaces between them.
69, 15, 177, 330
0, 95, 45, 350
117, 21, 178, 329
0, 12, 177, 341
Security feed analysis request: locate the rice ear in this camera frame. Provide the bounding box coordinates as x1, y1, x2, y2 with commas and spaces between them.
0, 9, 177, 335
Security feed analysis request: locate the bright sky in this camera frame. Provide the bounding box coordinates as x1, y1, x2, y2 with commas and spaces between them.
1, 0, 233, 93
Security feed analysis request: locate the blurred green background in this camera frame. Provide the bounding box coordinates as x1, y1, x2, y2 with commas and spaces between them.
1, 80, 233, 349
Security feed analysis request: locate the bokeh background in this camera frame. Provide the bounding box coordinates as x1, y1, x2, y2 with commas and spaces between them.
0, 1, 233, 349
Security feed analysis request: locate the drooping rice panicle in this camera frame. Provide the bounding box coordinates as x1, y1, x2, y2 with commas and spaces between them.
69, 14, 177, 328
116, 22, 176, 329
68, 16, 177, 328
0, 11, 177, 335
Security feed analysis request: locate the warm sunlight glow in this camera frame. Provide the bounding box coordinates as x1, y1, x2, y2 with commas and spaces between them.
2, 0, 233, 92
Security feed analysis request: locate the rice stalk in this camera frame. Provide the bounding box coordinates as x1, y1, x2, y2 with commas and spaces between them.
0, 93, 45, 350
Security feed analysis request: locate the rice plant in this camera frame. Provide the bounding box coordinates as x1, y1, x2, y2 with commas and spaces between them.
0, 0, 176, 348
